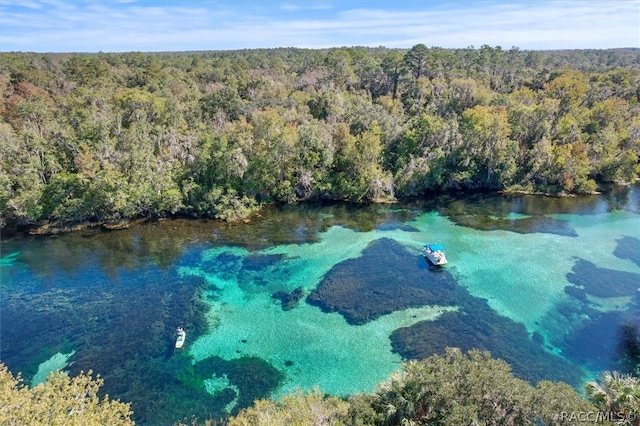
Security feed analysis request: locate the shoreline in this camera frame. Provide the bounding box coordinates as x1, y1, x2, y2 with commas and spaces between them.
2, 183, 634, 237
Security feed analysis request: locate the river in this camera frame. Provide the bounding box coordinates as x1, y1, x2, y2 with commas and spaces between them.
1, 185, 639, 425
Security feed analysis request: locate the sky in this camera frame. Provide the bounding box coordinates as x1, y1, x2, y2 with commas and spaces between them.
0, 0, 638, 53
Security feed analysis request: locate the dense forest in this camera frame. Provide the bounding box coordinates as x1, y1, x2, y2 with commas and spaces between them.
1, 46, 639, 229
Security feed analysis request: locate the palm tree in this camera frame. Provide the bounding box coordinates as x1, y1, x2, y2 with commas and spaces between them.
586, 371, 640, 423
374, 369, 421, 426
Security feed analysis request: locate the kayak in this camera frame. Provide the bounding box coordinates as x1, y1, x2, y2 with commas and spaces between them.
175, 331, 186, 348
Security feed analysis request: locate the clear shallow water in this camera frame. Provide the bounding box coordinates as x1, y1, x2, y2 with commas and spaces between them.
184, 226, 458, 399
1, 186, 639, 425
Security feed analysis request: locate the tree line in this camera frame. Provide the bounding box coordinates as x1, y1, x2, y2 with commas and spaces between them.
1, 46, 639, 228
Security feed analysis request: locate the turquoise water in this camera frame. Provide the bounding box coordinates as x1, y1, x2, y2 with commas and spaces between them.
184, 226, 459, 400
1, 187, 639, 424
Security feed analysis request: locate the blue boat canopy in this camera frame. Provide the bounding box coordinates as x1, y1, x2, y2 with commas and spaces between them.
426, 244, 446, 251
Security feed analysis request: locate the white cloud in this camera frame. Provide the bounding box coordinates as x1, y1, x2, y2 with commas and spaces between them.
0, 0, 638, 52
0, 0, 43, 9
280, 3, 300, 11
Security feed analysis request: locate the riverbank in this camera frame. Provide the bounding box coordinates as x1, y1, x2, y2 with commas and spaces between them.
0, 187, 594, 237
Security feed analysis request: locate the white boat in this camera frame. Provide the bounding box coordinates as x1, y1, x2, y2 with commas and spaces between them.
422, 244, 448, 266
175, 329, 186, 348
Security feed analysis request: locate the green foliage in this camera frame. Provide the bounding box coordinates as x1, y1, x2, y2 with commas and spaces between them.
200, 85, 244, 121
0, 363, 134, 426
389, 112, 453, 195
205, 187, 258, 221
65, 55, 113, 88
40, 172, 89, 223
1, 48, 639, 229
228, 388, 349, 426
361, 348, 599, 426
460, 105, 517, 188
404, 44, 430, 80
586, 371, 640, 417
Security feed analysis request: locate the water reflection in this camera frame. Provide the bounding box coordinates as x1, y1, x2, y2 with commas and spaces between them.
4, 184, 638, 279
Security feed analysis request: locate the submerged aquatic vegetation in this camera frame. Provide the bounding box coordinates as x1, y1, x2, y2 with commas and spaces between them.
2, 188, 640, 425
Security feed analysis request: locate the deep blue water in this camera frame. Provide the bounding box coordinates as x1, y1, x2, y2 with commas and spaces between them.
1, 185, 639, 425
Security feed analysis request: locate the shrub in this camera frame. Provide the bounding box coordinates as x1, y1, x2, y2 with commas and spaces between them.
0, 363, 134, 426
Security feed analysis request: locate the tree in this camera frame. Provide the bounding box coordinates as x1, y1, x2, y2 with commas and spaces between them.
325, 48, 357, 88
550, 141, 597, 194
390, 112, 453, 195
507, 88, 553, 149
228, 388, 348, 426
460, 105, 517, 188
544, 70, 589, 117
349, 47, 385, 96
445, 77, 492, 115
404, 44, 430, 80
586, 371, 640, 422
1, 48, 639, 229
381, 51, 405, 99
40, 172, 89, 223
200, 85, 244, 123
245, 106, 299, 202
0, 120, 44, 225
360, 348, 599, 426
0, 363, 134, 426
331, 121, 393, 202
64, 55, 113, 89
294, 120, 334, 198
583, 98, 639, 184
